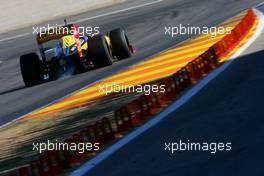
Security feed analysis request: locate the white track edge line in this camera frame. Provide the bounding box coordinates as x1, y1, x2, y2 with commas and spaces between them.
74, 0, 163, 23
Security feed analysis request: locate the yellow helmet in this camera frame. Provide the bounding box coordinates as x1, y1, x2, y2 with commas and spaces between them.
62, 35, 76, 49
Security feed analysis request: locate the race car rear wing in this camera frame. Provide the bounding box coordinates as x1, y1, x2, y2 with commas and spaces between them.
36, 24, 75, 44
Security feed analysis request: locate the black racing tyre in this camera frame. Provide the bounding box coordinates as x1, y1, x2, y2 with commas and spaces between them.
109, 28, 132, 60
88, 35, 113, 68
20, 53, 43, 87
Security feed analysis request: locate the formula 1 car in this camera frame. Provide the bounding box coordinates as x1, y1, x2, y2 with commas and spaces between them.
20, 23, 135, 87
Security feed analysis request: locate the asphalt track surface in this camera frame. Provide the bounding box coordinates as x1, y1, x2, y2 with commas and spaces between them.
85, 8, 264, 176
0, 0, 263, 126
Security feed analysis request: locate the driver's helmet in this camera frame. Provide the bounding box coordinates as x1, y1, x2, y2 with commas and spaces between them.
62, 35, 76, 55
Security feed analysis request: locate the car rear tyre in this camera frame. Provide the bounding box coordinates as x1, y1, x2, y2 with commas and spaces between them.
88, 35, 112, 68
109, 28, 132, 60
20, 53, 43, 87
